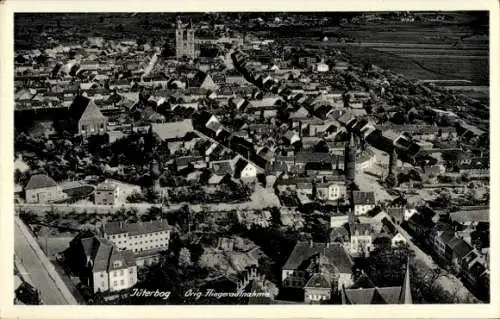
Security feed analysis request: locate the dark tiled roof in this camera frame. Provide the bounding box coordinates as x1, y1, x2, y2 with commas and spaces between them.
305, 273, 331, 289
381, 218, 397, 235
408, 213, 434, 228
283, 241, 353, 273
438, 231, 455, 243
104, 220, 170, 236
447, 237, 473, 259
295, 152, 337, 164
343, 286, 402, 304
175, 156, 204, 167
352, 191, 375, 205
387, 207, 404, 221
211, 160, 233, 176
25, 174, 57, 190
233, 158, 250, 178
80, 236, 135, 272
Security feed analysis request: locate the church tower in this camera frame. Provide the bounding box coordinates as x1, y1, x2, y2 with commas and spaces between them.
386, 147, 398, 187
150, 158, 161, 192
398, 259, 413, 304
176, 20, 196, 59
344, 132, 356, 186
389, 147, 398, 177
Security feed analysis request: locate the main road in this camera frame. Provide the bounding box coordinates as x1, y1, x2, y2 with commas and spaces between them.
15, 218, 77, 305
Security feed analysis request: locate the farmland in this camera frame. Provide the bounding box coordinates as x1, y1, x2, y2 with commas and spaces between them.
288, 18, 489, 86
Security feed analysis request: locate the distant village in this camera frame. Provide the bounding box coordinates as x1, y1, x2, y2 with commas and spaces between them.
14, 13, 489, 305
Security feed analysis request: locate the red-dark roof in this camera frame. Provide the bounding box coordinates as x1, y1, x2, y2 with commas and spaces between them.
283, 241, 353, 274
104, 220, 170, 236
352, 191, 376, 205
25, 174, 57, 190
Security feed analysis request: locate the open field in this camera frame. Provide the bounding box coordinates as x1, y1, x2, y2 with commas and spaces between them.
291, 19, 489, 85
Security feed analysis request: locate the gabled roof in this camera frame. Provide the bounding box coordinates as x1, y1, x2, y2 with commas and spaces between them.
210, 160, 234, 176
386, 207, 404, 221
79, 99, 106, 122
343, 286, 403, 304
283, 241, 353, 273
233, 157, 252, 178
447, 237, 473, 259
305, 273, 331, 289
25, 174, 57, 190
150, 119, 194, 140
80, 236, 135, 272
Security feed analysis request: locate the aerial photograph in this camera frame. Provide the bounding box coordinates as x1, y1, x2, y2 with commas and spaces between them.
13, 12, 489, 305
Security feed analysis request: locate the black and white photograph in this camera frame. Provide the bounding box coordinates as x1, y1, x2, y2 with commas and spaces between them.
5, 2, 496, 314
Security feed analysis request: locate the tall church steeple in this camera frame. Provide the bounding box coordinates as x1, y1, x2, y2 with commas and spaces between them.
399, 259, 413, 304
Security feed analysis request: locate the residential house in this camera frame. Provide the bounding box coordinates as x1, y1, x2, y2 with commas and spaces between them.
352, 191, 376, 216
341, 262, 412, 304
406, 211, 434, 239
315, 60, 329, 73
434, 231, 473, 271
461, 250, 489, 287
349, 223, 374, 257
103, 220, 171, 267
232, 156, 259, 182
66, 235, 137, 293
447, 236, 473, 272
94, 181, 119, 205
315, 181, 347, 202
282, 241, 354, 295
25, 174, 66, 204
283, 130, 301, 146
391, 233, 407, 248
303, 254, 341, 304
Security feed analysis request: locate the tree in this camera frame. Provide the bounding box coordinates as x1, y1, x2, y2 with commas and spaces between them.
178, 247, 193, 267
385, 174, 397, 188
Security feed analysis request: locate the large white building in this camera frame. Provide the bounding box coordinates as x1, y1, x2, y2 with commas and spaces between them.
74, 236, 137, 293
103, 220, 171, 267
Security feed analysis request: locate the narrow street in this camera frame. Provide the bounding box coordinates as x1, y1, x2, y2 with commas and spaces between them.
15, 218, 78, 305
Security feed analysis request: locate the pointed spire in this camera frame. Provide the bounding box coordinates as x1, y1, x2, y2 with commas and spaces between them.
399, 259, 412, 304
80, 98, 106, 121
349, 131, 355, 146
